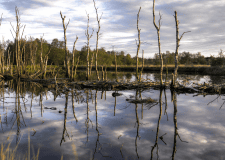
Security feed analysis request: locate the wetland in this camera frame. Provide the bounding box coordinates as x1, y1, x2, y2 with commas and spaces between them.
1, 72, 225, 160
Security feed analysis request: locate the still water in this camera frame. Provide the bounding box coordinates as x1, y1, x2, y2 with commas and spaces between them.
0, 72, 225, 160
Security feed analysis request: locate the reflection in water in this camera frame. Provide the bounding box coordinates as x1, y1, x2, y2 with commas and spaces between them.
1, 73, 225, 159
40, 92, 43, 117
92, 90, 102, 159
15, 78, 26, 144
139, 90, 144, 119
171, 89, 188, 159
60, 92, 69, 146
151, 89, 163, 160
171, 89, 178, 159
72, 89, 78, 122
85, 90, 93, 144
135, 89, 140, 159
164, 89, 168, 121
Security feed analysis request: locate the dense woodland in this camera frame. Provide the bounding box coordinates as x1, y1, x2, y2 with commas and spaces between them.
0, 38, 224, 67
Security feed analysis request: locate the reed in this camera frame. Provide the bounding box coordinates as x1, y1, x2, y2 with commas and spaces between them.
0, 132, 40, 160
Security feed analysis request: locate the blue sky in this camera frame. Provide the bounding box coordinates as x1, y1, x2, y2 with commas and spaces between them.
0, 0, 224, 58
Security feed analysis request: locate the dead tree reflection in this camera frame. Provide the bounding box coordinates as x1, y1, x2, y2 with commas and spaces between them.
171, 89, 177, 159
171, 89, 188, 159
139, 90, 144, 119
30, 85, 34, 118
135, 89, 140, 159
85, 90, 93, 144
39, 92, 43, 117
72, 88, 78, 122
114, 93, 116, 116
92, 90, 103, 159
60, 92, 70, 146
164, 89, 168, 121
150, 89, 163, 160
0, 80, 5, 132
206, 95, 225, 110
13, 78, 26, 144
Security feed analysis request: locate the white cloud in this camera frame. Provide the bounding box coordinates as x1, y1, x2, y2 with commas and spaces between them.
0, 0, 225, 57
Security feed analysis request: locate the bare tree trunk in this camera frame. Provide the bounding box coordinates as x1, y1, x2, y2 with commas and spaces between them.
40, 36, 44, 72
75, 56, 80, 76
15, 9, 20, 76
85, 12, 94, 80
44, 56, 48, 79
104, 66, 107, 80
93, 0, 102, 81
101, 66, 104, 81
0, 38, 4, 74
43, 48, 51, 79
173, 11, 190, 87
21, 41, 26, 74
72, 36, 78, 81
60, 11, 70, 78
142, 50, 144, 72
7, 49, 11, 72
10, 7, 25, 77
114, 51, 118, 81
140, 49, 144, 80
136, 7, 141, 80
0, 13, 2, 27
89, 52, 94, 75
33, 42, 37, 72
0, 13, 2, 73
153, 0, 163, 86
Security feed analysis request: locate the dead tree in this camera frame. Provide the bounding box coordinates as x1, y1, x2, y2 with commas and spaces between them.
40, 35, 44, 72
60, 11, 70, 78
72, 36, 78, 80
140, 49, 144, 80
0, 38, 5, 74
0, 13, 2, 26
136, 7, 141, 80
0, 13, 2, 73
142, 50, 144, 72
29, 37, 37, 73
21, 38, 27, 74
7, 47, 11, 73
93, 0, 103, 81
43, 48, 51, 79
85, 12, 94, 80
112, 45, 117, 81
153, 0, 163, 86
10, 7, 26, 77
172, 11, 190, 87
74, 55, 80, 76
89, 52, 94, 75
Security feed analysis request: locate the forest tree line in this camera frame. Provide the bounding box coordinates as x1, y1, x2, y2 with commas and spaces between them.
0, 37, 223, 67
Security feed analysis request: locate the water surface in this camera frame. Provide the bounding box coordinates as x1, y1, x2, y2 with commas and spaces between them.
0, 72, 225, 160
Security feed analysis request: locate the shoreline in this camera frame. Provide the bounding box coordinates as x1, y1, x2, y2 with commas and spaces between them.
75, 65, 225, 75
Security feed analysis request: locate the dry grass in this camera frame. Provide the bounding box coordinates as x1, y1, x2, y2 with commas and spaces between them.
1, 134, 79, 160
0, 130, 40, 160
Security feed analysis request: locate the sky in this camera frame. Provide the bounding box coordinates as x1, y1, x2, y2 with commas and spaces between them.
0, 0, 224, 58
